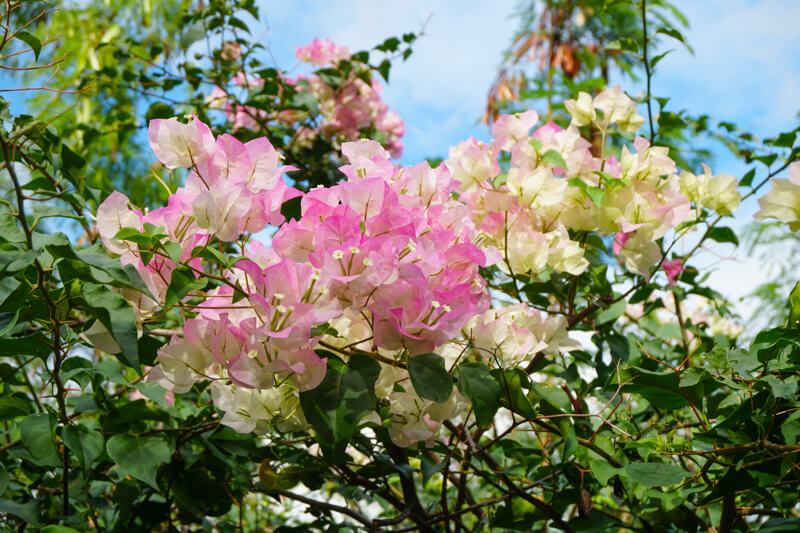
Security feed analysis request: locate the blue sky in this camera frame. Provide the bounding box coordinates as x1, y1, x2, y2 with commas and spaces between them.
256, 0, 800, 321
257, 0, 799, 167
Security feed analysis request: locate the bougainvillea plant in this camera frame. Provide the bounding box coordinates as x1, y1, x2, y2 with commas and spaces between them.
2, 1, 800, 532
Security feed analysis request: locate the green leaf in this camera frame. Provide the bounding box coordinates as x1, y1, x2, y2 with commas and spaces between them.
136, 382, 171, 408
596, 300, 625, 325
310, 322, 340, 338
145, 102, 175, 123
679, 367, 708, 388
0, 333, 51, 358
606, 37, 639, 53
31, 205, 82, 228
81, 283, 140, 371
228, 16, 249, 32
172, 464, 235, 518
0, 499, 40, 527
740, 168, 756, 187
181, 23, 206, 49
590, 459, 620, 485
541, 149, 567, 171
753, 153, 778, 167
163, 241, 182, 265
707, 226, 739, 246
0, 463, 7, 496
650, 49, 673, 69
608, 333, 632, 361
495, 368, 537, 418
771, 131, 797, 149
528, 138, 543, 152
623, 368, 687, 410
15, 31, 41, 61
376, 59, 391, 82
420, 454, 446, 485
0, 396, 32, 420
408, 352, 453, 403
761, 375, 798, 399
62, 424, 104, 471
61, 143, 86, 171
788, 281, 800, 328
530, 383, 571, 412
656, 27, 693, 54
567, 177, 605, 206
106, 434, 172, 489
0, 248, 38, 273
21, 413, 61, 467
0, 216, 27, 243
0, 277, 20, 307
76, 244, 153, 297
164, 266, 207, 308
280, 196, 302, 222
376, 36, 401, 53
457, 362, 500, 426
113, 227, 152, 246
299, 352, 381, 463
41, 526, 81, 533
191, 244, 228, 267
757, 518, 800, 533
624, 462, 689, 487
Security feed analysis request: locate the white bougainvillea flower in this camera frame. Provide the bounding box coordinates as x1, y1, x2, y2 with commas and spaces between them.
593, 86, 645, 133
95, 191, 142, 255
618, 232, 661, 281
754, 162, 800, 230
680, 163, 740, 215
492, 110, 539, 151
564, 92, 596, 127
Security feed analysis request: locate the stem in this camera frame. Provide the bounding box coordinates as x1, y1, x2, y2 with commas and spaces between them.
264, 489, 374, 529
672, 290, 689, 352
384, 441, 435, 533
503, 211, 523, 303
719, 493, 736, 533
641, 0, 655, 143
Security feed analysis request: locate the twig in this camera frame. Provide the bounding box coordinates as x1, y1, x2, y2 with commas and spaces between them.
264, 489, 374, 529
641, 0, 655, 143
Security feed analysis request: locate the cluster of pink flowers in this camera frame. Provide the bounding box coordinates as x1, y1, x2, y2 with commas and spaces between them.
207, 38, 405, 158
96, 115, 487, 441
295, 37, 351, 66
95, 86, 741, 446
273, 140, 489, 355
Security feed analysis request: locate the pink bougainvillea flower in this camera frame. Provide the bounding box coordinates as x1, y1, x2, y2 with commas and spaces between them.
492, 110, 539, 152
612, 231, 632, 256
148, 115, 215, 169
662, 258, 684, 286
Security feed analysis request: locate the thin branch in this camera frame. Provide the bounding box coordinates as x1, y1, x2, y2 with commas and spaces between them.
263, 489, 375, 529
641, 0, 655, 143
